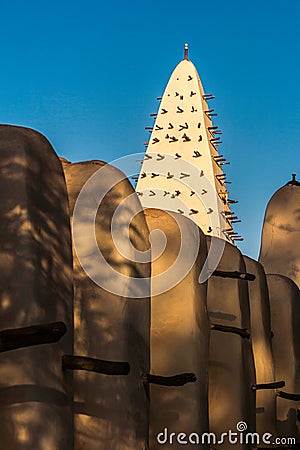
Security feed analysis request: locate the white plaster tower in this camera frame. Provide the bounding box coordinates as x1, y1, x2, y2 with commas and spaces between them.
136, 44, 241, 242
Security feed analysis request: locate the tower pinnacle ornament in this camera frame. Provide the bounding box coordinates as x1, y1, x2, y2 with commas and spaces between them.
184, 43, 189, 60
136, 45, 240, 243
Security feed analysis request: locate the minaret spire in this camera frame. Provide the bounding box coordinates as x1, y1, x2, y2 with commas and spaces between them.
184, 43, 189, 60
136, 50, 239, 243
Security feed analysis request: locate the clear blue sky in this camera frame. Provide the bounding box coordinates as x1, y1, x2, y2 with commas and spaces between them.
1, 0, 299, 259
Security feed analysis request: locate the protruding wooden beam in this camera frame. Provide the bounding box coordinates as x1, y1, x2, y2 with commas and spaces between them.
143, 372, 197, 387
252, 381, 285, 391
211, 323, 250, 339
212, 270, 256, 281
62, 355, 130, 376
203, 94, 215, 100
0, 321, 67, 353
277, 390, 300, 401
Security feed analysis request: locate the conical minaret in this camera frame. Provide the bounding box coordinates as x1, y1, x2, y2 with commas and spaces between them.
136, 44, 241, 242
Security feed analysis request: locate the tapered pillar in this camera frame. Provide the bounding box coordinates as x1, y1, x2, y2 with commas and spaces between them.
145, 209, 210, 450
266, 274, 300, 443
0, 126, 73, 450
207, 238, 256, 450
243, 257, 277, 439
62, 160, 150, 450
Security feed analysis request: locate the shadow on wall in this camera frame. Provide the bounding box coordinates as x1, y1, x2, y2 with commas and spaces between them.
206, 237, 256, 450
62, 160, 151, 450
0, 125, 73, 450
144, 209, 210, 450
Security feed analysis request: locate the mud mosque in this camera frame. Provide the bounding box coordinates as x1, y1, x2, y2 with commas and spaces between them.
0, 44, 299, 449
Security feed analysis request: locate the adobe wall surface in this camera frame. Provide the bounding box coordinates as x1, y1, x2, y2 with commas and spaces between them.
144, 208, 209, 450
0, 125, 73, 450
62, 160, 150, 450
243, 256, 277, 438
1, 124, 300, 449
266, 274, 300, 441
207, 238, 256, 450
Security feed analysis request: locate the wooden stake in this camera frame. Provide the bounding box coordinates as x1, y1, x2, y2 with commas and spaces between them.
212, 270, 256, 281
211, 323, 250, 339
0, 321, 67, 353
62, 355, 130, 376
252, 381, 285, 391
144, 372, 196, 386
277, 390, 300, 401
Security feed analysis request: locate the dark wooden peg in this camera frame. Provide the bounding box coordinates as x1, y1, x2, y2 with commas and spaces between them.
144, 372, 196, 387
62, 355, 130, 376
252, 381, 285, 391
212, 270, 256, 281
211, 323, 250, 339
0, 321, 67, 353
277, 391, 300, 401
